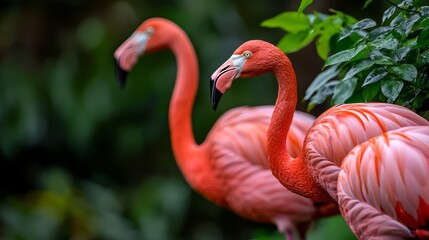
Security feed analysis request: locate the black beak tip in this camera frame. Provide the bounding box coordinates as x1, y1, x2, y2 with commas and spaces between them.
115, 58, 128, 89
210, 78, 223, 111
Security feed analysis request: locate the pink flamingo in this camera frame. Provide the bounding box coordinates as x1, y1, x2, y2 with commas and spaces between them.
210, 39, 429, 239
114, 18, 338, 239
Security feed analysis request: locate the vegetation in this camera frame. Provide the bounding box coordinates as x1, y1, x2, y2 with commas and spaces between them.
263, 0, 429, 117
0, 0, 400, 239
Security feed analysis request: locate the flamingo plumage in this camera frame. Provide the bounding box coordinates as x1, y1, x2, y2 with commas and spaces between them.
210, 39, 429, 239
114, 18, 337, 239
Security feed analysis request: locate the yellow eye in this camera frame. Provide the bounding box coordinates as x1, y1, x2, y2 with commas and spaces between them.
243, 51, 252, 58
146, 27, 154, 35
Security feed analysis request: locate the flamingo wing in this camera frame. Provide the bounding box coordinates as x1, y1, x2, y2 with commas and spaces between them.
206, 106, 317, 236
337, 126, 429, 239
304, 103, 429, 199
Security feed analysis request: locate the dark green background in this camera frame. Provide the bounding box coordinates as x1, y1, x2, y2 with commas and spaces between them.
0, 0, 387, 239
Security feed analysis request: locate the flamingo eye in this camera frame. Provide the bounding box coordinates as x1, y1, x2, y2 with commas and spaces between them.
146, 27, 154, 35
242, 51, 252, 59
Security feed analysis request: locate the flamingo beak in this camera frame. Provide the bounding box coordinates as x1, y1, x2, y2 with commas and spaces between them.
210, 55, 244, 110
210, 78, 223, 111
113, 31, 151, 89
115, 58, 128, 89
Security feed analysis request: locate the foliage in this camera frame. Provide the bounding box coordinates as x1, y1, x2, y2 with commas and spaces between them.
0, 168, 191, 240
305, 0, 429, 114
0, 1, 380, 239
263, 0, 429, 115
261, 10, 357, 60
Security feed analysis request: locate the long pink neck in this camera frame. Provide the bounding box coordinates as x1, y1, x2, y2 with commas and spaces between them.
267, 55, 329, 202
168, 29, 200, 165
157, 26, 224, 206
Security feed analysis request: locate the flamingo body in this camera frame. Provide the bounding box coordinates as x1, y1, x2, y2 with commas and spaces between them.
338, 126, 429, 239
210, 39, 429, 239
304, 103, 429, 200
114, 19, 337, 239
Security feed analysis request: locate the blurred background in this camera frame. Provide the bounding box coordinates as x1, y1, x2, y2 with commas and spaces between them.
0, 0, 388, 239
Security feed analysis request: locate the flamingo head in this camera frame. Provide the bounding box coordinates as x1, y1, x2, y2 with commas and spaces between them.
210, 40, 281, 110
114, 18, 176, 88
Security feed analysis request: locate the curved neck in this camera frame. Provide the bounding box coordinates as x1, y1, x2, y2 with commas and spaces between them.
168, 29, 199, 165
267, 55, 329, 202
156, 26, 224, 206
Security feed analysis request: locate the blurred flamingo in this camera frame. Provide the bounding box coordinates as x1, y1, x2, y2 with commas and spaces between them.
114, 18, 338, 239
210, 39, 429, 239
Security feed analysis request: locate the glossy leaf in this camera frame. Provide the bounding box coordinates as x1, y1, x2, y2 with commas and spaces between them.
353, 18, 377, 30
304, 66, 339, 100
363, 68, 388, 87
369, 36, 399, 50
416, 27, 429, 49
382, 6, 396, 24
397, 14, 420, 36
381, 78, 404, 102
368, 26, 394, 40
369, 50, 395, 65
420, 49, 429, 64
362, 81, 381, 101
343, 59, 374, 80
325, 45, 369, 67
332, 77, 358, 104
421, 18, 429, 28
395, 46, 412, 62
307, 81, 339, 112
388, 64, 417, 82
338, 19, 374, 41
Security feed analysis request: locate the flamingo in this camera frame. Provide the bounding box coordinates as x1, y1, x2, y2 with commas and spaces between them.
113, 18, 338, 239
210, 39, 429, 239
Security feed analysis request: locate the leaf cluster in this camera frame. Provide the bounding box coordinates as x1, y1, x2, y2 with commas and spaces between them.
304, 0, 429, 114
261, 10, 357, 60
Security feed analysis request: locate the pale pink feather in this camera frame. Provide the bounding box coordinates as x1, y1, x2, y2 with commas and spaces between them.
304, 103, 429, 200
338, 126, 429, 239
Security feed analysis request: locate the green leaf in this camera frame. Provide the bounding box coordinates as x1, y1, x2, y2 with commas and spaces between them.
277, 30, 315, 53
369, 36, 399, 50
369, 50, 395, 65
363, 68, 388, 87
416, 27, 429, 49
338, 18, 374, 41
421, 6, 429, 17
395, 46, 412, 62
353, 18, 377, 30
261, 12, 310, 33
381, 78, 404, 102
397, 14, 420, 36
316, 29, 337, 60
343, 59, 375, 80
368, 26, 394, 40
390, 13, 406, 27
420, 49, 429, 64
298, 0, 313, 15
330, 33, 359, 53
325, 45, 369, 67
307, 81, 339, 112
332, 77, 358, 105
304, 66, 339, 100
420, 18, 429, 28
362, 81, 380, 101
363, 0, 374, 9
387, 64, 417, 82
382, 6, 396, 24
